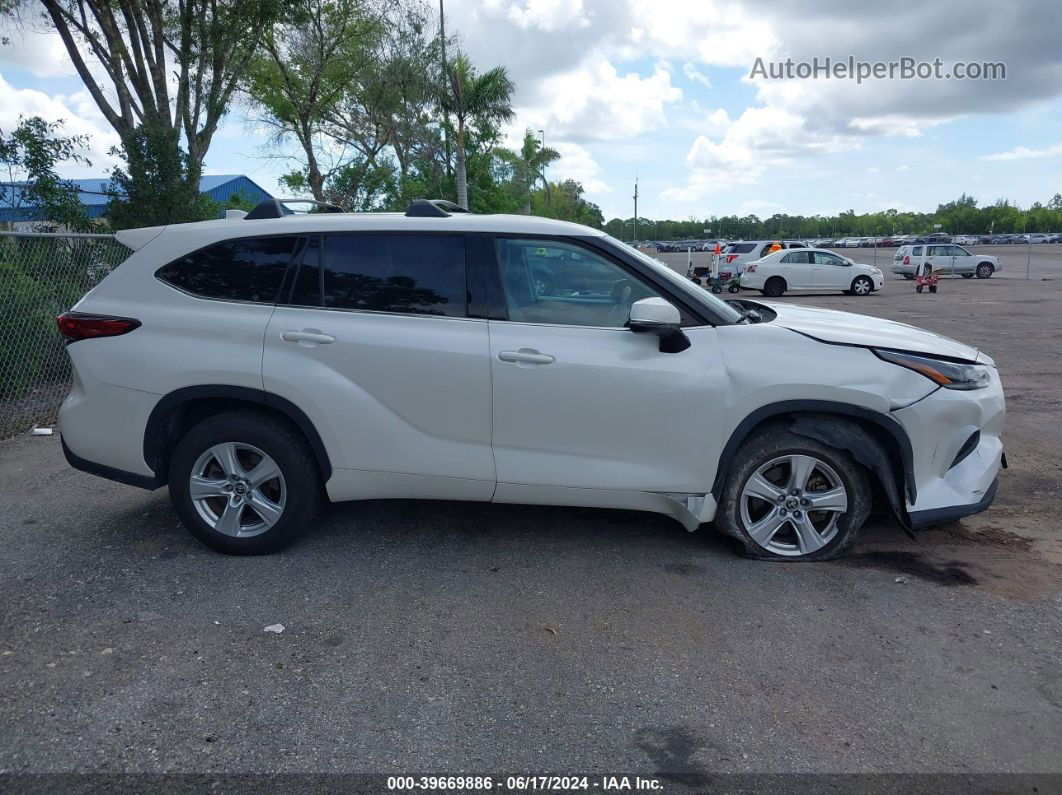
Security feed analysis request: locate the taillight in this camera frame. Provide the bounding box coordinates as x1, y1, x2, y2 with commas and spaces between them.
57, 312, 141, 343
903, 255, 910, 265
726, 254, 738, 263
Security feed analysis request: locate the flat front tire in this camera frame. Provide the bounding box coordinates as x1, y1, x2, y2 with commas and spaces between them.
168, 411, 323, 554
715, 429, 871, 561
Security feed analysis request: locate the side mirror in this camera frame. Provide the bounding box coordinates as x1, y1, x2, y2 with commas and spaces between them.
628, 297, 690, 353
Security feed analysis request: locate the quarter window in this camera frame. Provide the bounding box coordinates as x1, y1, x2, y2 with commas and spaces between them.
495, 238, 662, 327
157, 236, 299, 303
319, 234, 467, 317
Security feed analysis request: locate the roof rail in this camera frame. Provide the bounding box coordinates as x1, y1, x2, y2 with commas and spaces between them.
405, 199, 471, 218
244, 198, 344, 220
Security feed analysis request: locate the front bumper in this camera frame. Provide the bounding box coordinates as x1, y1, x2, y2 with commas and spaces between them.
891, 365, 1005, 528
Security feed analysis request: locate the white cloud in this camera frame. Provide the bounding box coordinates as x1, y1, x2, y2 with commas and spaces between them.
518, 59, 681, 142
0, 74, 121, 170
505, 0, 592, 31
549, 141, 610, 193
982, 142, 1062, 161
682, 62, 712, 88
663, 105, 859, 201
0, 23, 75, 78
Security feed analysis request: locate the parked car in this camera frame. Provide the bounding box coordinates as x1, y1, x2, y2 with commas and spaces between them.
57, 198, 1005, 562
1027, 234, 1049, 244
891, 244, 1001, 279
738, 248, 884, 297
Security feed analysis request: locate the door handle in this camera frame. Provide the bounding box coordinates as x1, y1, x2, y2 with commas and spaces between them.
281, 329, 335, 345
498, 348, 555, 366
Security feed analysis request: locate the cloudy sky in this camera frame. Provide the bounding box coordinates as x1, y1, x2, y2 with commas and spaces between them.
2, 0, 1061, 221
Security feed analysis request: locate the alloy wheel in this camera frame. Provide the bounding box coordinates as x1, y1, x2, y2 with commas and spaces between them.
189, 442, 287, 537
739, 454, 848, 557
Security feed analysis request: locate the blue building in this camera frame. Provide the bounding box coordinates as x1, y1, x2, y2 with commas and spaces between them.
0, 174, 273, 224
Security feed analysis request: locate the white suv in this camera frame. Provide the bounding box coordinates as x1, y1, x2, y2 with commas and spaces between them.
892, 244, 1001, 279
58, 199, 1006, 560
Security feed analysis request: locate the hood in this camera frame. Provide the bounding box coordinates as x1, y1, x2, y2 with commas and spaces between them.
755, 301, 980, 362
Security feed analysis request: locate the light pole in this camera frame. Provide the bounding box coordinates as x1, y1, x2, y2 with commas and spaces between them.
632, 177, 639, 243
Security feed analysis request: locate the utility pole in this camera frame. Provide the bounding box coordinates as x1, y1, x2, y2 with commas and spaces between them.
440, 0, 452, 179
633, 177, 639, 243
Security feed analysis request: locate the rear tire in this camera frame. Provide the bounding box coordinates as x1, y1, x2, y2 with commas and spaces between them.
168, 411, 323, 554
715, 429, 871, 561
763, 277, 786, 298
975, 263, 994, 279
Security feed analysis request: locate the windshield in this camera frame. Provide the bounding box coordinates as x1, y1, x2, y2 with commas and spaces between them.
602, 235, 743, 324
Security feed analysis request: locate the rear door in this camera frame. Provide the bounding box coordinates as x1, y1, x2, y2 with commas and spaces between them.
262, 232, 495, 498
777, 250, 812, 288
925, 244, 952, 274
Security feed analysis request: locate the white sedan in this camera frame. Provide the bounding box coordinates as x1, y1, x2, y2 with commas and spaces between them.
739, 248, 885, 297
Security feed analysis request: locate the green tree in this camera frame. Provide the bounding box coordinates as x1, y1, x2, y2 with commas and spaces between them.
438, 52, 515, 209
0, 116, 94, 231
8, 0, 283, 224
106, 121, 216, 229
503, 130, 559, 215
245, 0, 382, 201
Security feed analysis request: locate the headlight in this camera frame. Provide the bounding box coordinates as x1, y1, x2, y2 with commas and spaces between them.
874, 349, 991, 390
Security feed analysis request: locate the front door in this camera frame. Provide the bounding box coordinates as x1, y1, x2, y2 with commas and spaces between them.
811, 251, 851, 289
486, 237, 725, 496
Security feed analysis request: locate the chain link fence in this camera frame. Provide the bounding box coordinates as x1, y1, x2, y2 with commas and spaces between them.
0, 231, 131, 438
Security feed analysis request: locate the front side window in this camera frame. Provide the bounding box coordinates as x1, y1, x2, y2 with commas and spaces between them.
157, 236, 299, 303
812, 251, 846, 265
495, 238, 662, 327
953, 246, 971, 256
319, 234, 466, 317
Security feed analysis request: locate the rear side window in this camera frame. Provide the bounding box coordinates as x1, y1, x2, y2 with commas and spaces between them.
727, 243, 755, 254
320, 234, 466, 317
912, 245, 924, 256
157, 236, 299, 303
781, 251, 811, 264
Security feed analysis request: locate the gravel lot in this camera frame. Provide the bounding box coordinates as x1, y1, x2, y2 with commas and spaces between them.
1, 248, 1061, 787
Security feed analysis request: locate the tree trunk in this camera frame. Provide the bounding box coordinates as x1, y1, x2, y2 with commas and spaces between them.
455, 122, 468, 210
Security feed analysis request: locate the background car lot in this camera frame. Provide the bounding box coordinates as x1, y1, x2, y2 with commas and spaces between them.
1, 261, 1061, 779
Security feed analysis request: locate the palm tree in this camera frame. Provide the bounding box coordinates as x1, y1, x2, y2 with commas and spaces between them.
438, 53, 515, 209
510, 130, 560, 215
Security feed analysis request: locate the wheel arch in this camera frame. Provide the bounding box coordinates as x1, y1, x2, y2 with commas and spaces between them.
144, 386, 332, 487
710, 401, 916, 531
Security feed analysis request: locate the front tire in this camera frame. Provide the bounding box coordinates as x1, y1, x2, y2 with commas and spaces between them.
975, 262, 994, 279
168, 411, 323, 554
715, 429, 871, 561
851, 276, 873, 296
961, 273, 974, 279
